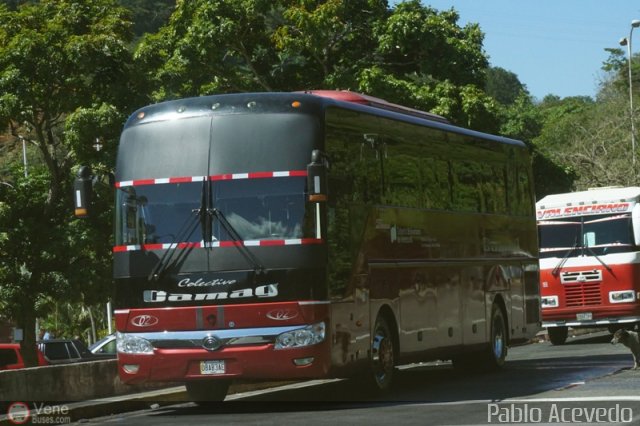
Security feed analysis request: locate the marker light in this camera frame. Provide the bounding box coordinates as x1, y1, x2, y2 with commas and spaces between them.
291, 101, 301, 108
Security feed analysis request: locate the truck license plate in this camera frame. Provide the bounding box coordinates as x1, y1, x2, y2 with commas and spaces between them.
576, 312, 592, 321
200, 360, 225, 375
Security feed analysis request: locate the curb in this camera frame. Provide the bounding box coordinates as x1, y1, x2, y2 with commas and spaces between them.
0, 380, 302, 425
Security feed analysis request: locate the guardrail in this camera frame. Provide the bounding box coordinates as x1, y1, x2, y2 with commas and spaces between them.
0, 360, 163, 403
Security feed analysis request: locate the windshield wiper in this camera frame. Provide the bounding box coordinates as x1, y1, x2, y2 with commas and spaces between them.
583, 244, 615, 276
211, 207, 265, 275
552, 237, 579, 277
148, 179, 208, 282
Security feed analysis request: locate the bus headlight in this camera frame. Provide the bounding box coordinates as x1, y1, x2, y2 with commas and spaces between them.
275, 322, 325, 350
609, 290, 636, 304
116, 332, 154, 354
541, 295, 559, 308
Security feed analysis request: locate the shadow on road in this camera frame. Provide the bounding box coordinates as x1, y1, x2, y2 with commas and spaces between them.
143, 350, 631, 418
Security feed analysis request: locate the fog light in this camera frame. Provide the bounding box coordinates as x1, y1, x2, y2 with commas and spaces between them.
293, 357, 314, 366
122, 364, 140, 374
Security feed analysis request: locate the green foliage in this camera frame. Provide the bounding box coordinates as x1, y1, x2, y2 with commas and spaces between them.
0, 0, 133, 364
119, 0, 175, 37
486, 66, 527, 106
134, 0, 497, 128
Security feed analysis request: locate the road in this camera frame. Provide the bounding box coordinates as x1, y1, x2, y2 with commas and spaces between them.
77, 331, 640, 425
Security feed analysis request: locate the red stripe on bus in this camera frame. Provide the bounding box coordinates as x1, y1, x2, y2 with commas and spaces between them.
116, 170, 308, 187
247, 171, 274, 179
132, 179, 155, 186
169, 176, 195, 183
113, 238, 324, 252
259, 240, 286, 246
211, 174, 233, 181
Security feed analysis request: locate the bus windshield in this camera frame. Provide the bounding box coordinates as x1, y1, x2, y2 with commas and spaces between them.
115, 176, 312, 246
539, 214, 634, 258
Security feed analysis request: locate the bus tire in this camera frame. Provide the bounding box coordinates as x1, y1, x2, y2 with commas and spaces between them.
547, 326, 568, 345
485, 303, 508, 370
186, 379, 231, 404
368, 314, 396, 393
452, 304, 507, 372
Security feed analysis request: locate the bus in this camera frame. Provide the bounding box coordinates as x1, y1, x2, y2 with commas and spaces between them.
537, 187, 640, 345
75, 90, 540, 401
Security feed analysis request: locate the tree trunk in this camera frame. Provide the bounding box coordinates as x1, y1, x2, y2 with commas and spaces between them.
19, 308, 39, 367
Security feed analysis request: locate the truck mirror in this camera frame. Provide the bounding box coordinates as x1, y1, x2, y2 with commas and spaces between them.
307, 150, 328, 202
74, 166, 93, 218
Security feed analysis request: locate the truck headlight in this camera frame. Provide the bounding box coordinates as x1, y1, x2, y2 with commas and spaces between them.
541, 295, 559, 308
275, 322, 325, 350
609, 290, 636, 304
116, 332, 154, 355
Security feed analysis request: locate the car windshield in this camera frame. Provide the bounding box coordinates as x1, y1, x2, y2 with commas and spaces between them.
115, 176, 313, 246
539, 214, 634, 258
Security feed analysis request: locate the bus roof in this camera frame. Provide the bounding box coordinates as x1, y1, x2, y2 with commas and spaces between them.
303, 90, 450, 124
537, 186, 640, 209
124, 91, 525, 149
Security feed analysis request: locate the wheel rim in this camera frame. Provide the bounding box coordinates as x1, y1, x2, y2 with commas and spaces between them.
372, 324, 394, 387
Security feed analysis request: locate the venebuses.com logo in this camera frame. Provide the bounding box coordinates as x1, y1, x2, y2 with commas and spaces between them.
6, 402, 30, 424
6, 401, 71, 425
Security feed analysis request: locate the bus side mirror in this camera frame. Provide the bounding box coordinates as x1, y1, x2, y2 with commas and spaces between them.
74, 166, 93, 218
307, 150, 328, 203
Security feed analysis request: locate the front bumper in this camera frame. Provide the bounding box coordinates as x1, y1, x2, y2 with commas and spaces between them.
117, 327, 331, 384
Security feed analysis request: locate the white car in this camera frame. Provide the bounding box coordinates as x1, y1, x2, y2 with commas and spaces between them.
89, 334, 117, 358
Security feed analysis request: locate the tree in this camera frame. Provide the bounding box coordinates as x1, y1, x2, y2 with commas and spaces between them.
135, 0, 498, 130
486, 66, 528, 106
0, 0, 134, 365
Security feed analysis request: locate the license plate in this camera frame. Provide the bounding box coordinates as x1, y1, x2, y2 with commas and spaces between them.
200, 360, 225, 375
576, 312, 593, 321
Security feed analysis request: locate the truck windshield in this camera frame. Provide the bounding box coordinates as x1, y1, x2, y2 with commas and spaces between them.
539, 214, 634, 258
115, 176, 312, 247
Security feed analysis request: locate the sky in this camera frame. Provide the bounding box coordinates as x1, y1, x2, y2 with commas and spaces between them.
412, 0, 640, 100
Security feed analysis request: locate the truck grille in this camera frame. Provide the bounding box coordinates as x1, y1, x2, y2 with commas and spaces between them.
564, 282, 602, 307
560, 270, 602, 307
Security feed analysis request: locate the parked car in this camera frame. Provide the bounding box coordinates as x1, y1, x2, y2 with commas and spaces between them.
88, 334, 116, 358
37, 338, 113, 364
0, 343, 48, 370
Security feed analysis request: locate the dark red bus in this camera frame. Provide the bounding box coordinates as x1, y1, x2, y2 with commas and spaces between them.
77, 91, 540, 401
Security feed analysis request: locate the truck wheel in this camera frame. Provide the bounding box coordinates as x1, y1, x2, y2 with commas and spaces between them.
547, 326, 568, 345
186, 379, 231, 404
369, 314, 396, 392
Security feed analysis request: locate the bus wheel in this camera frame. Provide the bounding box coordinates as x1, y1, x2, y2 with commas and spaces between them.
369, 315, 396, 392
452, 304, 507, 372
547, 326, 568, 345
486, 304, 508, 369
186, 379, 231, 404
